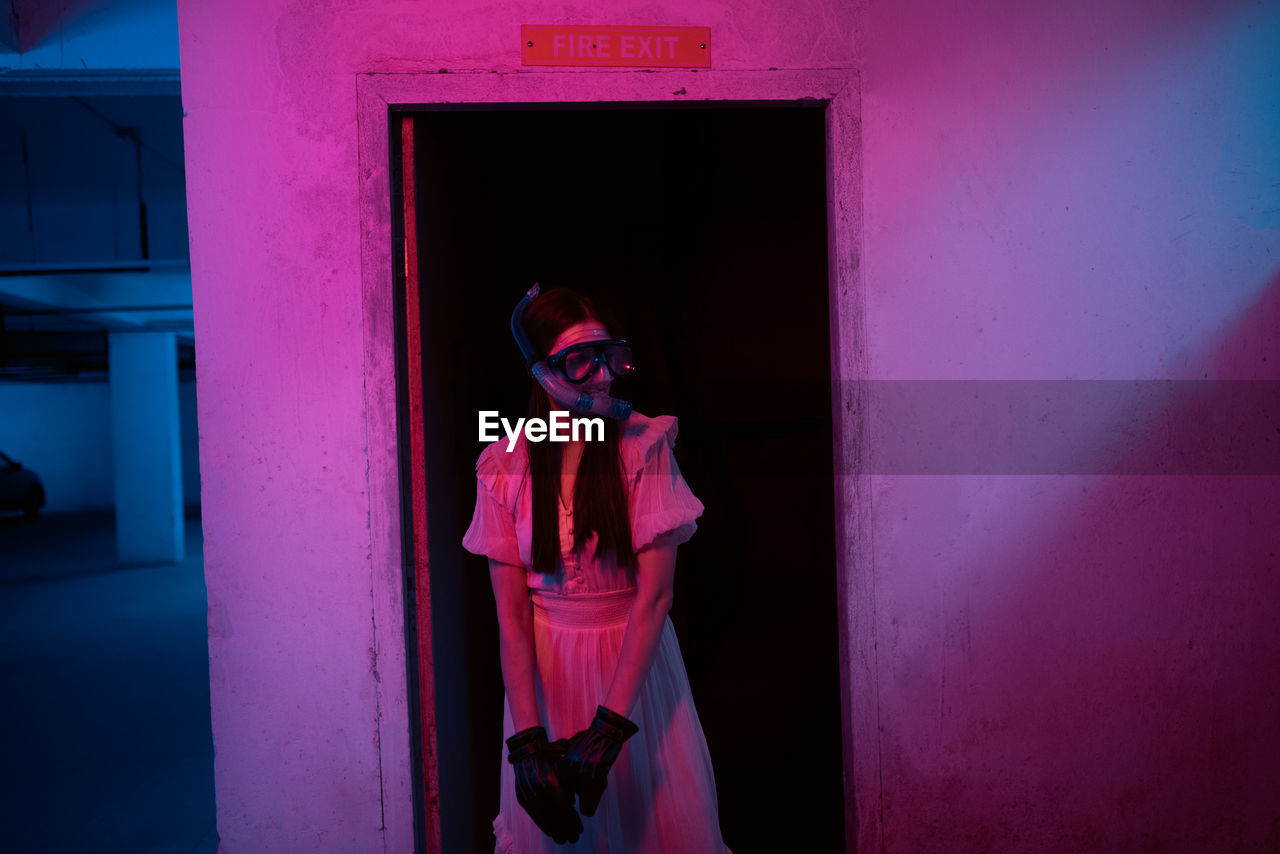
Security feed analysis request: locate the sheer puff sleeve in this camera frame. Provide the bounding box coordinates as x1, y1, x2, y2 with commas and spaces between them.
626, 414, 705, 552
461, 442, 525, 567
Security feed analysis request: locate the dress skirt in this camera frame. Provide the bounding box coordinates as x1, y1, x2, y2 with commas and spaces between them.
494, 588, 730, 854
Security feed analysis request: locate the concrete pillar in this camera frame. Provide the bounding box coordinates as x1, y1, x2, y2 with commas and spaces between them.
109, 331, 184, 564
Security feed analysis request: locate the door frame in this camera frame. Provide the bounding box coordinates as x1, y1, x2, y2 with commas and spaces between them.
355, 68, 873, 854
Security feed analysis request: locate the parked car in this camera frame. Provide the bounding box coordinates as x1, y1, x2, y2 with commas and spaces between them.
0, 450, 45, 517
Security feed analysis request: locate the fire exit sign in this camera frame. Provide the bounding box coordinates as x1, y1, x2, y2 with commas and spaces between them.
521, 25, 711, 68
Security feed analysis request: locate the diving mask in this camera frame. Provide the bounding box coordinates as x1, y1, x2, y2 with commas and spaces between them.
510, 284, 634, 420
547, 338, 635, 384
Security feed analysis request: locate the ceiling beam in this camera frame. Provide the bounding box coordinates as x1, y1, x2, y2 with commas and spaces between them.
0, 69, 182, 97
0, 271, 193, 334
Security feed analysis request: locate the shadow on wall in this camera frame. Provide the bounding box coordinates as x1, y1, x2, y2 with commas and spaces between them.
864, 0, 1255, 110
2, 0, 159, 53
876, 271, 1280, 850
865, 0, 1272, 253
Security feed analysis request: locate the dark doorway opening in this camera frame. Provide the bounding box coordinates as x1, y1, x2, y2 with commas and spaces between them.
399, 102, 842, 852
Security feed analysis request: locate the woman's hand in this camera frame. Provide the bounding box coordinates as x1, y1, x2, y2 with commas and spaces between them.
564, 705, 640, 816
507, 726, 584, 843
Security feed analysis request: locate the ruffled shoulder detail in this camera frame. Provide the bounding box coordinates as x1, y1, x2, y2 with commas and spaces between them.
620, 411, 681, 478
462, 440, 527, 567
475, 438, 529, 509
623, 411, 705, 551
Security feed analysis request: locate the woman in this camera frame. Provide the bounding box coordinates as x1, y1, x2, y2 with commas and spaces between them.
463, 286, 730, 853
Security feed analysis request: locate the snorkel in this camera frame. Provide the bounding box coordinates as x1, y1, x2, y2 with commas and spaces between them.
511, 283, 633, 421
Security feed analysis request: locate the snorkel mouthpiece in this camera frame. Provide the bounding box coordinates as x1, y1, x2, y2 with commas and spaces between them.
530, 363, 634, 420
510, 283, 633, 421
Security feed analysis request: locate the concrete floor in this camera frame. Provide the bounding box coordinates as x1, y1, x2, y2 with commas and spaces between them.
0, 510, 218, 854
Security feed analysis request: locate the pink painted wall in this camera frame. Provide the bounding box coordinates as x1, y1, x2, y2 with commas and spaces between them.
177, 2, 854, 852
176, 0, 1277, 851
859, 0, 1279, 850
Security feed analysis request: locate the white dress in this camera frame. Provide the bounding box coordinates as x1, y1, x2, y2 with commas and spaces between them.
463, 412, 731, 853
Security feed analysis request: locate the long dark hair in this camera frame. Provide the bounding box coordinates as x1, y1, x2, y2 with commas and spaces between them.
521, 288, 635, 577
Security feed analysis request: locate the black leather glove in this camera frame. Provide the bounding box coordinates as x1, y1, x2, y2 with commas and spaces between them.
565, 704, 640, 817
506, 725, 583, 844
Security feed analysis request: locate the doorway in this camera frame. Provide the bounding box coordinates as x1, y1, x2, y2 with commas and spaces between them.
398, 102, 843, 852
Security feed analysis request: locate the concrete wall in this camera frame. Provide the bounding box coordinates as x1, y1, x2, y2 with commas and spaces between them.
175, 0, 1278, 851
0, 379, 199, 512
177, 3, 856, 852
859, 0, 1279, 850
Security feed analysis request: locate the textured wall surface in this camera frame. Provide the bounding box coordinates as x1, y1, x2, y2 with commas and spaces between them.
176, 2, 858, 852
859, 0, 1280, 850
176, 0, 1278, 850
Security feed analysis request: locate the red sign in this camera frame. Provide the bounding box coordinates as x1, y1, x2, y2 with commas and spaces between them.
522, 25, 710, 68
